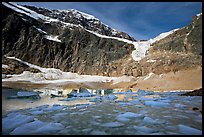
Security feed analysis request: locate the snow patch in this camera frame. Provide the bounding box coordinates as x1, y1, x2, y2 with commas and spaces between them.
45, 35, 61, 42
196, 13, 202, 17
33, 26, 47, 34
143, 73, 154, 80
146, 59, 156, 63
2, 64, 9, 68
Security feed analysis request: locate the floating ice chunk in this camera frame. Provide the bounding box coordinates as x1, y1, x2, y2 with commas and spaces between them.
103, 94, 118, 100
92, 116, 102, 119
17, 91, 40, 97
10, 120, 65, 135
76, 104, 91, 109
30, 110, 44, 115
149, 132, 166, 135
90, 130, 108, 135
117, 102, 132, 107
137, 89, 154, 96
129, 100, 140, 105
44, 104, 65, 111
89, 94, 118, 102
178, 124, 202, 135
143, 117, 166, 125
117, 112, 143, 119
174, 103, 187, 108
133, 126, 158, 133
81, 128, 92, 133
116, 117, 130, 123
100, 122, 124, 128
30, 105, 49, 111
51, 113, 67, 122
139, 96, 158, 101
2, 114, 34, 134
144, 101, 170, 107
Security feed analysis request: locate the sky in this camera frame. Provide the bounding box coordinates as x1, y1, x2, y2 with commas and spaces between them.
16, 2, 202, 40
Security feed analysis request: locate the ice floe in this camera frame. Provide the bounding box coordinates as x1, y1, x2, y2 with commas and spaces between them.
89, 94, 118, 102
30, 110, 44, 115
10, 120, 65, 135
133, 126, 158, 134
100, 122, 124, 128
143, 117, 166, 125
43, 104, 66, 111
117, 112, 143, 119
144, 101, 171, 107
178, 124, 202, 135
2, 114, 34, 134
90, 130, 108, 135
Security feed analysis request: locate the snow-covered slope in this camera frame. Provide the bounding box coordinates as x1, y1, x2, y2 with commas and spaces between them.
2, 2, 134, 43
3, 2, 134, 41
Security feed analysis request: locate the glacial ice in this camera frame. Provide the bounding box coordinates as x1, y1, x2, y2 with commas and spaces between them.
100, 122, 124, 128
2, 114, 34, 134
178, 124, 202, 135
10, 120, 65, 135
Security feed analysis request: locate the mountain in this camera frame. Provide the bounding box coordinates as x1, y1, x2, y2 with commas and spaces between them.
2, 2, 135, 76
2, 2, 202, 90
23, 5, 136, 41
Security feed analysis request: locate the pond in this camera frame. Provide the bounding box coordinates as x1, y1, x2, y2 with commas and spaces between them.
2, 87, 202, 135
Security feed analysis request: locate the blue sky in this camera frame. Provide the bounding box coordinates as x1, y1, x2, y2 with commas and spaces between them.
17, 2, 202, 40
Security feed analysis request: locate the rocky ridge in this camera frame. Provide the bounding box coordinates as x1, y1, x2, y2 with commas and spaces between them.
2, 2, 202, 79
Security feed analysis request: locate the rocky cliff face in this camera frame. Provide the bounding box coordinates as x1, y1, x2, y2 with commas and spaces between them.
2, 2, 134, 76
106, 13, 202, 77
2, 2, 202, 78
148, 14, 202, 55
23, 5, 135, 41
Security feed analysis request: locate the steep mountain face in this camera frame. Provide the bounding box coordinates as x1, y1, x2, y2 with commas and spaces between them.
2, 2, 134, 76
149, 14, 202, 55
23, 5, 135, 41
2, 2, 202, 79
106, 13, 202, 77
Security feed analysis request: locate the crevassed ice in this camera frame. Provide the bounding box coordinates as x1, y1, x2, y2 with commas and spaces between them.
3, 56, 134, 84
131, 28, 179, 62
